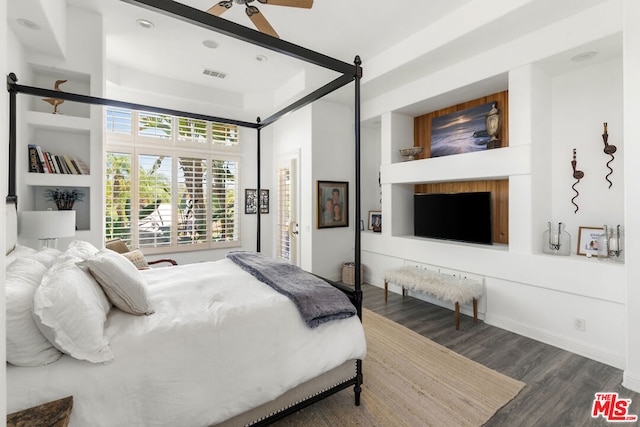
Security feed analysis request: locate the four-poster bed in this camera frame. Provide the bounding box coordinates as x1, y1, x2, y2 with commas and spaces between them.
5, 0, 364, 425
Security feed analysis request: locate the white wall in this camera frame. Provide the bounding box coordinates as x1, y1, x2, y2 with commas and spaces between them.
622, 0, 640, 392
310, 101, 356, 281
360, 3, 630, 371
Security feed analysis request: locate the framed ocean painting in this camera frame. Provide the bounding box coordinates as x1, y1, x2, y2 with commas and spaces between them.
430, 102, 494, 158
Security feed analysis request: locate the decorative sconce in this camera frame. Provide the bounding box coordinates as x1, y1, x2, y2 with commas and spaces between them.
570, 148, 584, 213
543, 222, 571, 256
600, 122, 617, 188
597, 225, 624, 262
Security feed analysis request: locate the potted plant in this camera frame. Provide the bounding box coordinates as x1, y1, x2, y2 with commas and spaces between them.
44, 188, 85, 210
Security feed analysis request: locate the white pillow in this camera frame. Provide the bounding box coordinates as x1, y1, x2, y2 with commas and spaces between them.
83, 249, 154, 316
26, 247, 62, 267
6, 258, 62, 366
65, 240, 100, 261
33, 256, 114, 364
5, 244, 37, 266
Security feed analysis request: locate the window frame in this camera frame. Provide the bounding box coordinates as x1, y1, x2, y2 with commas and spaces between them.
105, 109, 242, 255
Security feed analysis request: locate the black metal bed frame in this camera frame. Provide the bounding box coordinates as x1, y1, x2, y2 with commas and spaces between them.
6, 0, 363, 424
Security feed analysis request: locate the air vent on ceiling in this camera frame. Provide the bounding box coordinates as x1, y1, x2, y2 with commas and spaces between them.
202, 68, 227, 79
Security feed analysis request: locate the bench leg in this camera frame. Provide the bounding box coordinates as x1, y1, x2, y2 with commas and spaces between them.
384, 280, 388, 302
455, 302, 460, 330
402, 287, 406, 298
473, 298, 478, 324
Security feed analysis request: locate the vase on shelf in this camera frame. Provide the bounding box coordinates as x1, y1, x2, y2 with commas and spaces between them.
543, 222, 570, 256
597, 225, 624, 263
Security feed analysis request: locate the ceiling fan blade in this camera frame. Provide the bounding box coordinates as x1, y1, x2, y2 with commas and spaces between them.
207, 1, 233, 16
246, 6, 280, 38
257, 0, 313, 8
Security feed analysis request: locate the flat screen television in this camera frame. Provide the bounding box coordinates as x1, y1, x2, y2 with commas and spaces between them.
414, 192, 493, 245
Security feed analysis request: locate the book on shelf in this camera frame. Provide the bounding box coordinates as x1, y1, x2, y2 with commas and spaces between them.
28, 144, 41, 173
34, 145, 50, 173
27, 145, 90, 175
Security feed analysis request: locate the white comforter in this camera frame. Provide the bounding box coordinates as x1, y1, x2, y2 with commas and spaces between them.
7, 259, 367, 426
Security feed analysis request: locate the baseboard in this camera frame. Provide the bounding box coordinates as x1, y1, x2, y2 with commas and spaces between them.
623, 370, 640, 393
485, 313, 625, 370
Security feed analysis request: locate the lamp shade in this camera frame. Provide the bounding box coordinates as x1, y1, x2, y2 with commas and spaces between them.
19, 210, 76, 239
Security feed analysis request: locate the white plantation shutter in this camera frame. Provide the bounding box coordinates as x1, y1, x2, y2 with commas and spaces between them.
277, 166, 291, 261
137, 154, 172, 248
105, 108, 132, 135
138, 112, 172, 139
106, 109, 240, 253
177, 157, 208, 245
210, 160, 238, 242
105, 152, 132, 245
177, 118, 208, 144
211, 123, 239, 146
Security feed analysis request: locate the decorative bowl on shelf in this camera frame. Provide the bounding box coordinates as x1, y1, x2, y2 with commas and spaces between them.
398, 147, 424, 161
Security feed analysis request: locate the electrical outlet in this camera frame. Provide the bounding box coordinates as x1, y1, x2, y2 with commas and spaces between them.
574, 318, 586, 332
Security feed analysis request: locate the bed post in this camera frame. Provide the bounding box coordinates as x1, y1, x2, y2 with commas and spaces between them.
7, 73, 18, 204
256, 117, 261, 253
353, 55, 363, 406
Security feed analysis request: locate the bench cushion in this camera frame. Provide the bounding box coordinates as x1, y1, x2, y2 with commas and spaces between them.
384, 266, 482, 304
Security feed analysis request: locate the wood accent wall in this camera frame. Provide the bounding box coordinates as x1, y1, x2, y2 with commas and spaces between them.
413, 91, 510, 245
414, 180, 509, 244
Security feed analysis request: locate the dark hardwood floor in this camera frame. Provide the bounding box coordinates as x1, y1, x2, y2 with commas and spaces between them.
361, 283, 640, 427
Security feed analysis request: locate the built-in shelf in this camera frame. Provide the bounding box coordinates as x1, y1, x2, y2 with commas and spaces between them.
382, 145, 531, 185
26, 173, 92, 187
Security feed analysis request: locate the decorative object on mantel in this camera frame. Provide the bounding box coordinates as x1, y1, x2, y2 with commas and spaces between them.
570, 148, 584, 213
44, 188, 85, 210
485, 102, 502, 149
600, 122, 617, 189
597, 224, 624, 262
398, 147, 423, 161
42, 79, 67, 114
19, 210, 76, 249
542, 222, 571, 256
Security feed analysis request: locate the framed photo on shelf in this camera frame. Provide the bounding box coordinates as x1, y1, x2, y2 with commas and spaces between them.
368, 211, 382, 232
577, 226, 604, 257
317, 181, 348, 228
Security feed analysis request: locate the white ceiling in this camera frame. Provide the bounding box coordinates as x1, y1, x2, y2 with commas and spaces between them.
7, 0, 619, 118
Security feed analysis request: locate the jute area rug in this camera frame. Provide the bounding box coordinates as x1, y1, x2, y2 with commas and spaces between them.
273, 309, 525, 426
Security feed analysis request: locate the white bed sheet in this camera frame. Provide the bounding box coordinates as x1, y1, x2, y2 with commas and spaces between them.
7, 259, 367, 426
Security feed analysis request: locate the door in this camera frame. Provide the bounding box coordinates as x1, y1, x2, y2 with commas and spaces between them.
277, 155, 300, 265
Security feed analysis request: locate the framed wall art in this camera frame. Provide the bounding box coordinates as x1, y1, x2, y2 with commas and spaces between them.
430, 102, 495, 158
245, 189, 257, 214
368, 211, 381, 232
577, 226, 604, 257
317, 181, 348, 228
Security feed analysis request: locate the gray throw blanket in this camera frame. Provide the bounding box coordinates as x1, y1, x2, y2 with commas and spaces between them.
226, 251, 356, 328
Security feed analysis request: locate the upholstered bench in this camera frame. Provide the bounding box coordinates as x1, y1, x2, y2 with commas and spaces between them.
383, 266, 483, 330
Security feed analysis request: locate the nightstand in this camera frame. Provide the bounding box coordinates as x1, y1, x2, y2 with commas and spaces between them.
7, 396, 73, 427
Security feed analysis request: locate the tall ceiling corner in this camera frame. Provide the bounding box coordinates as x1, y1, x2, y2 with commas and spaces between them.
7, 0, 67, 58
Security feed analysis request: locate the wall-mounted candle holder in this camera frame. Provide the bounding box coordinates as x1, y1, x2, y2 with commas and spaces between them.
570, 148, 584, 214
597, 224, 624, 262
600, 122, 617, 189
543, 222, 571, 256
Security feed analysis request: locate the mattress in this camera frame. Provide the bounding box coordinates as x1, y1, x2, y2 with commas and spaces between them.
7, 258, 367, 426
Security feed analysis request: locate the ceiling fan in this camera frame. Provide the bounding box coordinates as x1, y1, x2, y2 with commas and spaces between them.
207, 0, 313, 39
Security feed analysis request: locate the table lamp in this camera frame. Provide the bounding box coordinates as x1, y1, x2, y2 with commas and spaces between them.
19, 210, 76, 249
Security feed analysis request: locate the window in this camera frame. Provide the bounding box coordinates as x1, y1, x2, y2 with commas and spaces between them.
105, 108, 240, 253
